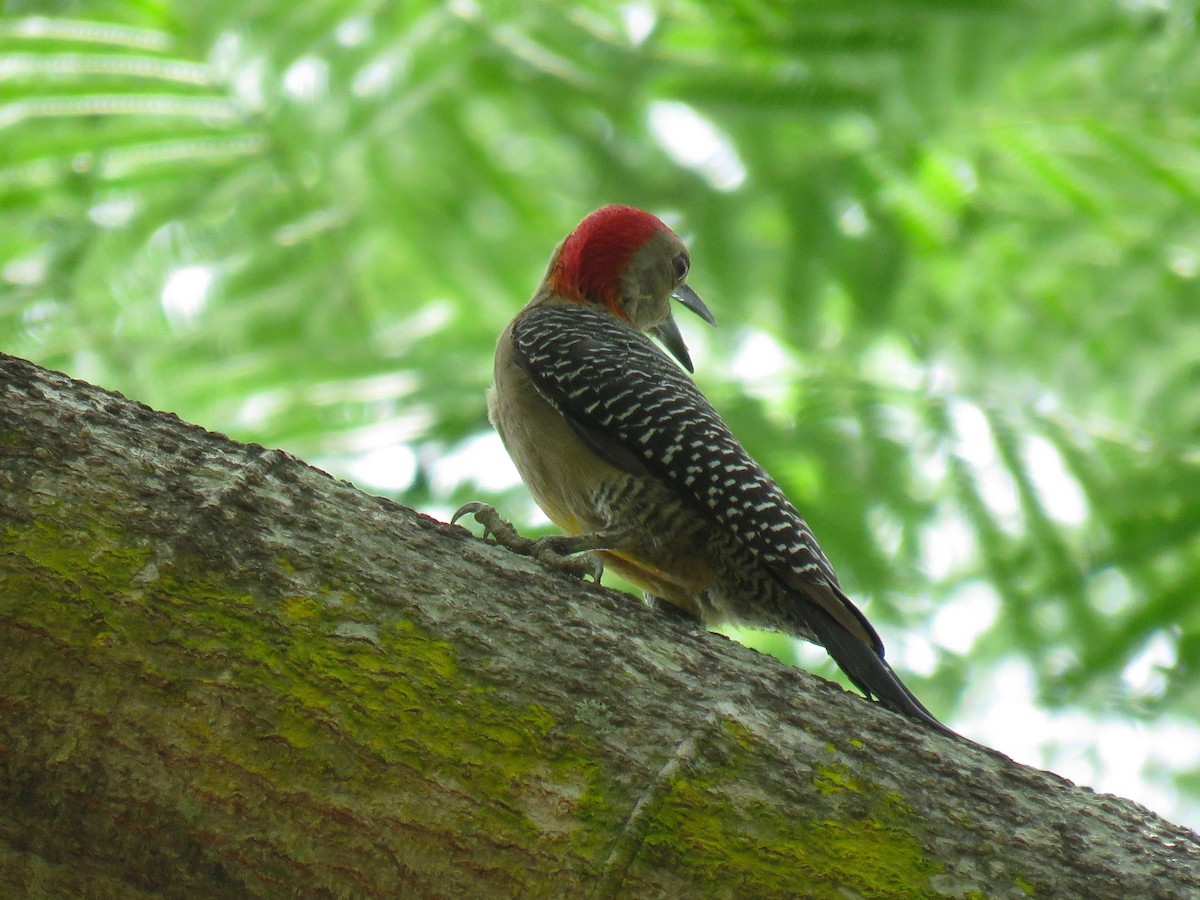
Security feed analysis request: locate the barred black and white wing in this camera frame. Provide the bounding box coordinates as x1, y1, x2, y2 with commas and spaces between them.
510, 304, 947, 730
513, 306, 832, 571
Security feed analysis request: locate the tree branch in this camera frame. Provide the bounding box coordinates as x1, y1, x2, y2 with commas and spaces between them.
1, 351, 1197, 898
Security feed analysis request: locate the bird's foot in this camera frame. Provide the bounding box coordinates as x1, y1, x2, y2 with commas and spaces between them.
529, 535, 605, 582
452, 501, 528, 546
452, 502, 603, 582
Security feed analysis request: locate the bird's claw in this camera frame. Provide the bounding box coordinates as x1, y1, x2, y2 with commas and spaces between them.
452, 501, 511, 544
452, 502, 603, 582
531, 536, 604, 582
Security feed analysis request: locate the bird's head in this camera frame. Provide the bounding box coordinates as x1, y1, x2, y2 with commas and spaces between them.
548, 205, 716, 372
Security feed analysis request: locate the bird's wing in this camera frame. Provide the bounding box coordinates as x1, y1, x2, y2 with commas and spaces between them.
512, 306, 882, 630
511, 305, 947, 728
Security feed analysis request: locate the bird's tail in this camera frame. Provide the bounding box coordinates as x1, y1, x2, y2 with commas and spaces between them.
801, 597, 957, 738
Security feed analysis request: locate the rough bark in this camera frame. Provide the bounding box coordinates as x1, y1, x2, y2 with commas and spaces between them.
1, 350, 1197, 899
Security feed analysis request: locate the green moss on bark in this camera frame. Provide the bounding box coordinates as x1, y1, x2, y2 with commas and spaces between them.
626, 732, 943, 898
2, 508, 623, 893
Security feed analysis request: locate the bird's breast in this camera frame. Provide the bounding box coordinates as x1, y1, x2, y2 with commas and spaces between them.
488, 336, 617, 536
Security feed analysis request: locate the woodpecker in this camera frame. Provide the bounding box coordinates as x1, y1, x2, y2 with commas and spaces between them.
456, 204, 949, 734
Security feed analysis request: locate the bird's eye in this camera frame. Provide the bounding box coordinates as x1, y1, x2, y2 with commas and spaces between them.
672, 253, 690, 283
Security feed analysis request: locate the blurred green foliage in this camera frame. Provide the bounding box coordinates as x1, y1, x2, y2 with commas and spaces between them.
2, 0, 1199, 823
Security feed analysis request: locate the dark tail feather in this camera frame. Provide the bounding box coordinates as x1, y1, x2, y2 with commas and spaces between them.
802, 600, 956, 738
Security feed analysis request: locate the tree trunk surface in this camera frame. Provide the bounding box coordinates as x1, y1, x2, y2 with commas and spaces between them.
1, 351, 1198, 899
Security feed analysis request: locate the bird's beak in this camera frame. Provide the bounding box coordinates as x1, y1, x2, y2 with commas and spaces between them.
673, 283, 717, 326
653, 284, 716, 374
